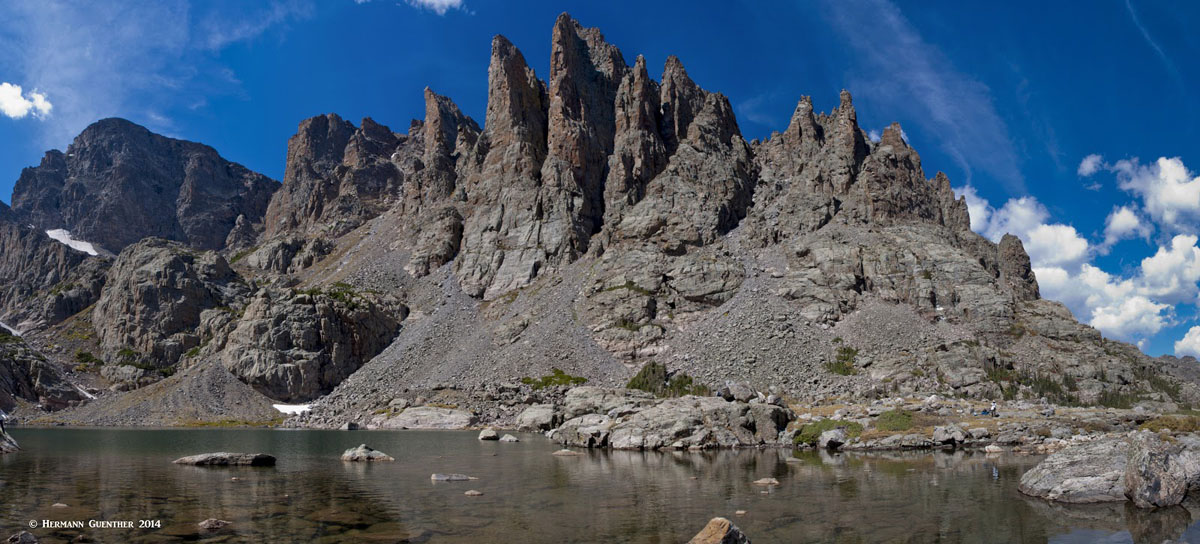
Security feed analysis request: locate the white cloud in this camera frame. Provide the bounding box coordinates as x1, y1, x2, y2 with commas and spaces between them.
0, 1, 312, 147
1077, 153, 1104, 176
867, 129, 881, 143
1112, 157, 1200, 236
954, 188, 1090, 270
1101, 205, 1151, 251
404, 0, 463, 15
1175, 326, 1200, 357
0, 82, 52, 119
1090, 295, 1171, 340
1138, 234, 1200, 304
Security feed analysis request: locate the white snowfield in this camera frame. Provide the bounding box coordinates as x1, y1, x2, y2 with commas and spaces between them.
0, 321, 18, 336
45, 229, 99, 256
273, 404, 312, 415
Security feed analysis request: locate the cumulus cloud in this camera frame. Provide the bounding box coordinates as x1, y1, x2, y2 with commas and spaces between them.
1112, 157, 1200, 236
953, 185, 1200, 343
1101, 205, 1151, 251
1175, 326, 1200, 357
1078, 153, 1104, 177
404, 0, 463, 15
0, 82, 52, 119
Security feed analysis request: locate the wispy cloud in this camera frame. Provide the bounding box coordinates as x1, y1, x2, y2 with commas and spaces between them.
0, 1, 312, 148
1125, 0, 1182, 84
0, 82, 52, 119
820, 0, 1025, 193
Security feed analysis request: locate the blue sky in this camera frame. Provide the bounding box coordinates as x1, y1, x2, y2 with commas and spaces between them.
1, 0, 1199, 357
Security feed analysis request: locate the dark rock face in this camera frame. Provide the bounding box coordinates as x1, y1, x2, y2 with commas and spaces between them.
0, 333, 82, 411
218, 287, 404, 402
0, 220, 106, 330
92, 238, 250, 368
11, 118, 278, 252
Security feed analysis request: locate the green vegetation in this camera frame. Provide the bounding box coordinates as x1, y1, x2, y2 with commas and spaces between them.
229, 247, 256, 264
1140, 415, 1200, 433
184, 346, 202, 359
626, 361, 710, 397
299, 281, 364, 310
521, 367, 588, 390
74, 350, 103, 365
47, 282, 77, 296
826, 346, 858, 376
794, 419, 863, 447
873, 409, 914, 431
1097, 389, 1136, 409
0, 330, 22, 344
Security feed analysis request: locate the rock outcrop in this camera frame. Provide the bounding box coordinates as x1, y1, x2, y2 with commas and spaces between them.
218, 286, 404, 402
687, 517, 751, 544
173, 452, 276, 466
0, 332, 83, 411
0, 219, 107, 330
92, 238, 250, 369
10, 119, 277, 252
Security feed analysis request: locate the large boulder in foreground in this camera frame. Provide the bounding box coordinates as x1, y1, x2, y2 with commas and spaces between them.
1018, 436, 1129, 503
173, 452, 276, 466
687, 517, 750, 544
1020, 432, 1200, 508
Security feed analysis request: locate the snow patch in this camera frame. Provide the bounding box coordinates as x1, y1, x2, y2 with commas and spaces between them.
0, 321, 18, 336
45, 229, 99, 256
273, 404, 312, 415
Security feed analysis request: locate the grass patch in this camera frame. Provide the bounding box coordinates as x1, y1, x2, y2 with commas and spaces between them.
794, 419, 863, 447
521, 367, 588, 390
229, 247, 256, 264
184, 346, 202, 359
1140, 415, 1200, 433
74, 350, 103, 365
626, 361, 710, 397
0, 330, 22, 344
874, 409, 914, 431
826, 346, 858, 376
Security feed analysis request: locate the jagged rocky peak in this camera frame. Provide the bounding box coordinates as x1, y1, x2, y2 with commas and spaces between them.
10, 118, 278, 253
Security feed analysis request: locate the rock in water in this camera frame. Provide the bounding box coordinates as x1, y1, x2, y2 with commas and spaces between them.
687, 517, 751, 544
341, 444, 395, 462
6, 531, 37, 543
198, 519, 230, 531
173, 453, 276, 466
478, 429, 499, 441
1019, 437, 1129, 503
817, 429, 845, 450
464, 490, 484, 496
431, 473, 473, 481
499, 434, 520, 443
1124, 433, 1200, 509
0, 430, 19, 454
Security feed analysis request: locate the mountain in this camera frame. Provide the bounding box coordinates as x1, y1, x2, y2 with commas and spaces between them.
0, 13, 1194, 426
10, 118, 278, 253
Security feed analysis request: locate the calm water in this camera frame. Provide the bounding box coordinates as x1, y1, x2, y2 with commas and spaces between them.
0, 429, 1197, 543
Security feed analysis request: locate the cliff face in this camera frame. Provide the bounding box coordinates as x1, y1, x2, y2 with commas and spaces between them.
0, 12, 1192, 425
11, 118, 278, 253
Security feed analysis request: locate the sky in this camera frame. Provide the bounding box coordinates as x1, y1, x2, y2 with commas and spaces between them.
1, 0, 1199, 357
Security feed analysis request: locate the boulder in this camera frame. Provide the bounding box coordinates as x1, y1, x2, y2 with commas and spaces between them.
6, 531, 37, 544
499, 434, 520, 443
380, 406, 476, 430
198, 519, 230, 531
723, 382, 756, 403
818, 429, 846, 450
341, 444, 394, 462
562, 387, 654, 420
554, 393, 793, 450
516, 404, 559, 431
932, 424, 967, 446
1124, 433, 1200, 508
478, 429, 499, 441
687, 517, 751, 544
173, 453, 276, 467
1018, 437, 1128, 503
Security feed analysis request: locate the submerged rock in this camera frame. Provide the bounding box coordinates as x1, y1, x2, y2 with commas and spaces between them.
0, 430, 18, 454
173, 452, 276, 467
341, 444, 395, 462
687, 517, 750, 544
6, 531, 37, 544
431, 473, 474, 481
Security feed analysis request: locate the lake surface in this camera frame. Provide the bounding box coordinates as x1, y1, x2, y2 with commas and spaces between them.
0, 428, 1197, 543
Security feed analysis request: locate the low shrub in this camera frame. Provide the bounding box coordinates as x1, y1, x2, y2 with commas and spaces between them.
521, 368, 588, 390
